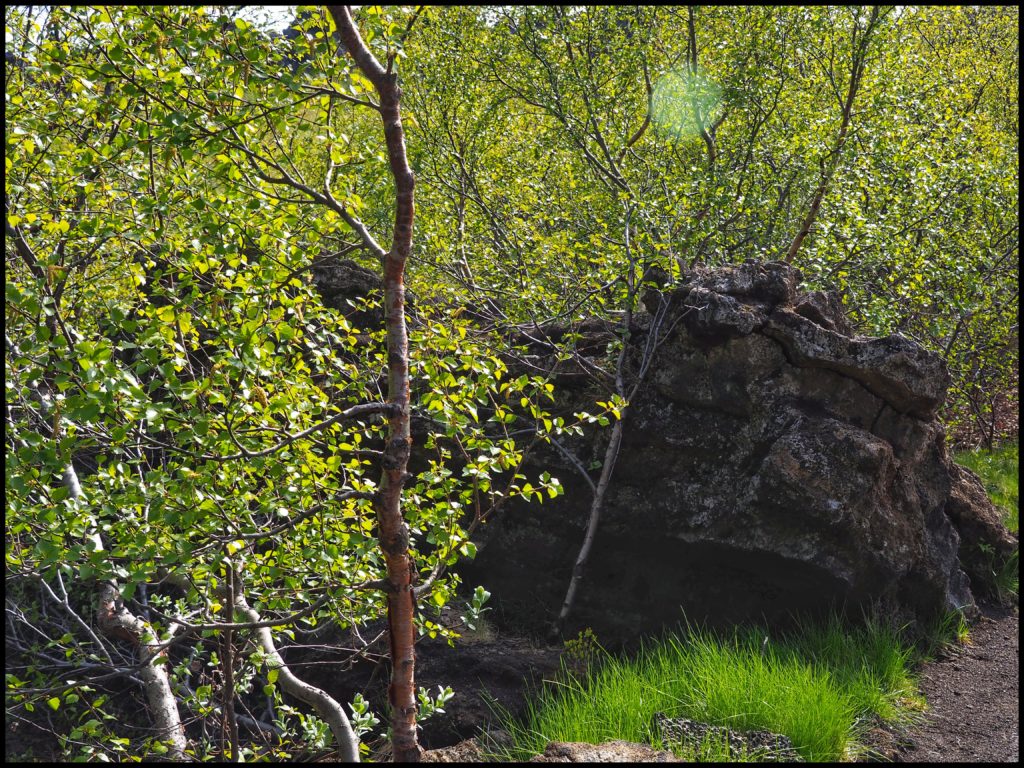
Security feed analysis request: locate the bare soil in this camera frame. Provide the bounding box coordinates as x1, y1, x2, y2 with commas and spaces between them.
889, 603, 1019, 763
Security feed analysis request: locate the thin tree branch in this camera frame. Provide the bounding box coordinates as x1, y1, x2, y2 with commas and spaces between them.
198, 402, 396, 461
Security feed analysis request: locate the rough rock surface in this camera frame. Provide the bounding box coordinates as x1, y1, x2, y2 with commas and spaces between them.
421, 734, 681, 763
943, 463, 1019, 599
654, 713, 802, 761
461, 261, 1016, 645
528, 740, 681, 762
422, 738, 487, 762
311, 256, 385, 327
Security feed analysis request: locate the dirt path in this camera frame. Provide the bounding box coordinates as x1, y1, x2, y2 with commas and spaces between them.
893, 603, 1019, 763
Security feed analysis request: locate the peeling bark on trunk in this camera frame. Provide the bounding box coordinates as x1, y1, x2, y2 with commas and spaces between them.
328, 6, 420, 762
235, 594, 360, 762
95, 580, 188, 760
47, 387, 188, 760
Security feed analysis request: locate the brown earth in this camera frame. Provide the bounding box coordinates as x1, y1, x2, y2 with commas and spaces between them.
887, 602, 1019, 763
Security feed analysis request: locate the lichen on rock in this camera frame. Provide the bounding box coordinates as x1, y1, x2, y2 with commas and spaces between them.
461, 260, 1014, 645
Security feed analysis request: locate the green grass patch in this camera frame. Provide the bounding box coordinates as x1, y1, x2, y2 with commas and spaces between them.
955, 441, 1018, 535
490, 614, 924, 762
917, 607, 972, 661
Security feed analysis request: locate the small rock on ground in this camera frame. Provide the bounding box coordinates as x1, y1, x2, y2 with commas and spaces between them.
424, 737, 680, 763
528, 740, 681, 762
422, 738, 486, 762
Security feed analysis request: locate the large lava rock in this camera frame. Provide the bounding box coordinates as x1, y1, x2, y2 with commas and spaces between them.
460, 261, 1015, 645
311, 255, 387, 328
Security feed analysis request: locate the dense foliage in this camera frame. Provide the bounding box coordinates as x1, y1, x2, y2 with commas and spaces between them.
407, 5, 1018, 446
5, 5, 1018, 761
